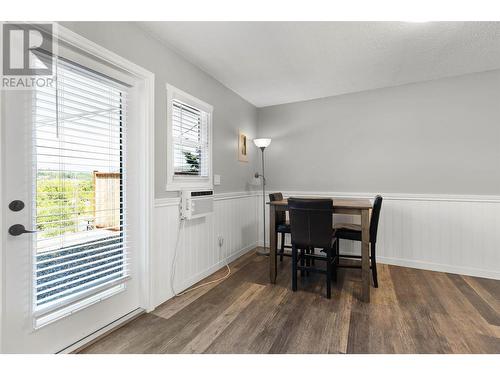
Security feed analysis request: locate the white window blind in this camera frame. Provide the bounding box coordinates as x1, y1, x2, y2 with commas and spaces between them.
172, 99, 209, 177
33, 56, 129, 316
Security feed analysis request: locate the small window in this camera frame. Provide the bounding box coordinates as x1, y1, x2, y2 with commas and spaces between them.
166, 84, 213, 191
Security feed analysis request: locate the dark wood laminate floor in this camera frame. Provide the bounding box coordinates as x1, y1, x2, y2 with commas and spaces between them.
80, 249, 500, 354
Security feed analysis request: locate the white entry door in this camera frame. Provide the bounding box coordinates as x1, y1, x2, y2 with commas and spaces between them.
1, 26, 150, 353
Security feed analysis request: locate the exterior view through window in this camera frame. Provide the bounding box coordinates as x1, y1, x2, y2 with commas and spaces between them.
172, 99, 209, 177
33, 56, 128, 315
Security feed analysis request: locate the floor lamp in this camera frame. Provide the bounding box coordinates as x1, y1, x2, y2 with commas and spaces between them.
254, 138, 272, 256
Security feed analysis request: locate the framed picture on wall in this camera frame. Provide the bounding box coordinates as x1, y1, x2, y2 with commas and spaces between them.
238, 130, 248, 162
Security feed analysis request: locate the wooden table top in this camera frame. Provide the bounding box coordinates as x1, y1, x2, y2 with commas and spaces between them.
268, 197, 373, 210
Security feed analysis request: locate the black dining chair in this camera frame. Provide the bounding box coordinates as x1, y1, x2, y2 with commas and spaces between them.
333, 195, 383, 287
288, 198, 338, 299
269, 192, 291, 262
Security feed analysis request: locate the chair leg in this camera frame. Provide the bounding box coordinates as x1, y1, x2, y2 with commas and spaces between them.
332, 242, 338, 283
305, 248, 310, 276
326, 247, 332, 299
371, 242, 378, 288
311, 247, 315, 266
336, 239, 340, 266
292, 244, 297, 291
300, 248, 305, 277
280, 232, 285, 262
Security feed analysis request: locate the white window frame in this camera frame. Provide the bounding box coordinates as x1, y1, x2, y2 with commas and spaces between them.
166, 83, 213, 191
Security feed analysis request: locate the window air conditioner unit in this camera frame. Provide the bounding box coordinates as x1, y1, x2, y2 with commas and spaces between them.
180, 190, 214, 220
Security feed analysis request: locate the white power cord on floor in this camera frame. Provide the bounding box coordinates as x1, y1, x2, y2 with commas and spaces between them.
170, 216, 231, 297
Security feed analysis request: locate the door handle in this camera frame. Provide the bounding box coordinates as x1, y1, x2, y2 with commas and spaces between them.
8, 224, 36, 236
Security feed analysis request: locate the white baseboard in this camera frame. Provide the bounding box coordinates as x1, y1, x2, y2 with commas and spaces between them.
377, 256, 500, 280
158, 241, 257, 306
254, 242, 500, 280
58, 308, 144, 353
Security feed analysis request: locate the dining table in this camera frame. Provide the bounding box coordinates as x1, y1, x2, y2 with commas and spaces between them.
268, 197, 374, 302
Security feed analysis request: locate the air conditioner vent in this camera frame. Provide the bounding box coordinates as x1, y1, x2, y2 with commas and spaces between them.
191, 190, 213, 197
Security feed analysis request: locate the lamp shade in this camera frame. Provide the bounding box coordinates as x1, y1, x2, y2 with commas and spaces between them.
253, 138, 272, 148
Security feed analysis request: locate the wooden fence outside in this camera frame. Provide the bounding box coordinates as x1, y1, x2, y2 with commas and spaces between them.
93, 171, 121, 231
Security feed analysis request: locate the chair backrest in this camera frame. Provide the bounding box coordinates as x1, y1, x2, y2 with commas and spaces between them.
288, 198, 333, 249
269, 192, 286, 225
370, 195, 383, 243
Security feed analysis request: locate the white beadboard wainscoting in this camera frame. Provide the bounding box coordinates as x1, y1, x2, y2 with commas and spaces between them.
152, 192, 260, 308
152, 190, 499, 309
258, 191, 500, 280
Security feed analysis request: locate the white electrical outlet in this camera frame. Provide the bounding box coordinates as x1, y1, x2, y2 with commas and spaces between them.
214, 174, 221, 185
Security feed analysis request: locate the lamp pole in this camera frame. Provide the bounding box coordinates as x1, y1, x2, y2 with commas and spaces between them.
253, 138, 271, 256
256, 147, 268, 255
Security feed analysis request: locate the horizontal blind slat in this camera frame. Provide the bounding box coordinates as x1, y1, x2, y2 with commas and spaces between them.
37, 257, 127, 290
36, 208, 125, 220
36, 267, 127, 305
53, 71, 123, 96
36, 85, 124, 107
35, 94, 125, 114
36, 226, 129, 246
35, 137, 123, 150
36, 145, 123, 158
37, 216, 124, 228
35, 124, 123, 140
36, 263, 127, 298
33, 276, 130, 317
37, 239, 128, 264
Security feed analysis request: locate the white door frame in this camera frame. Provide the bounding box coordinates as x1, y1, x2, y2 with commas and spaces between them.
0, 23, 155, 352
0, 29, 4, 353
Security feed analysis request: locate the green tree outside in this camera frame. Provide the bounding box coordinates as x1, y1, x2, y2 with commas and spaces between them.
36, 171, 94, 238
183, 151, 200, 174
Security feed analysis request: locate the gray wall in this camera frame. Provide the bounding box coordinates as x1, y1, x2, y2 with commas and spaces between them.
62, 22, 259, 198
257, 70, 500, 195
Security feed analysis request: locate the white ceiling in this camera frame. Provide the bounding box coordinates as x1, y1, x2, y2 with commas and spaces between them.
138, 22, 500, 107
